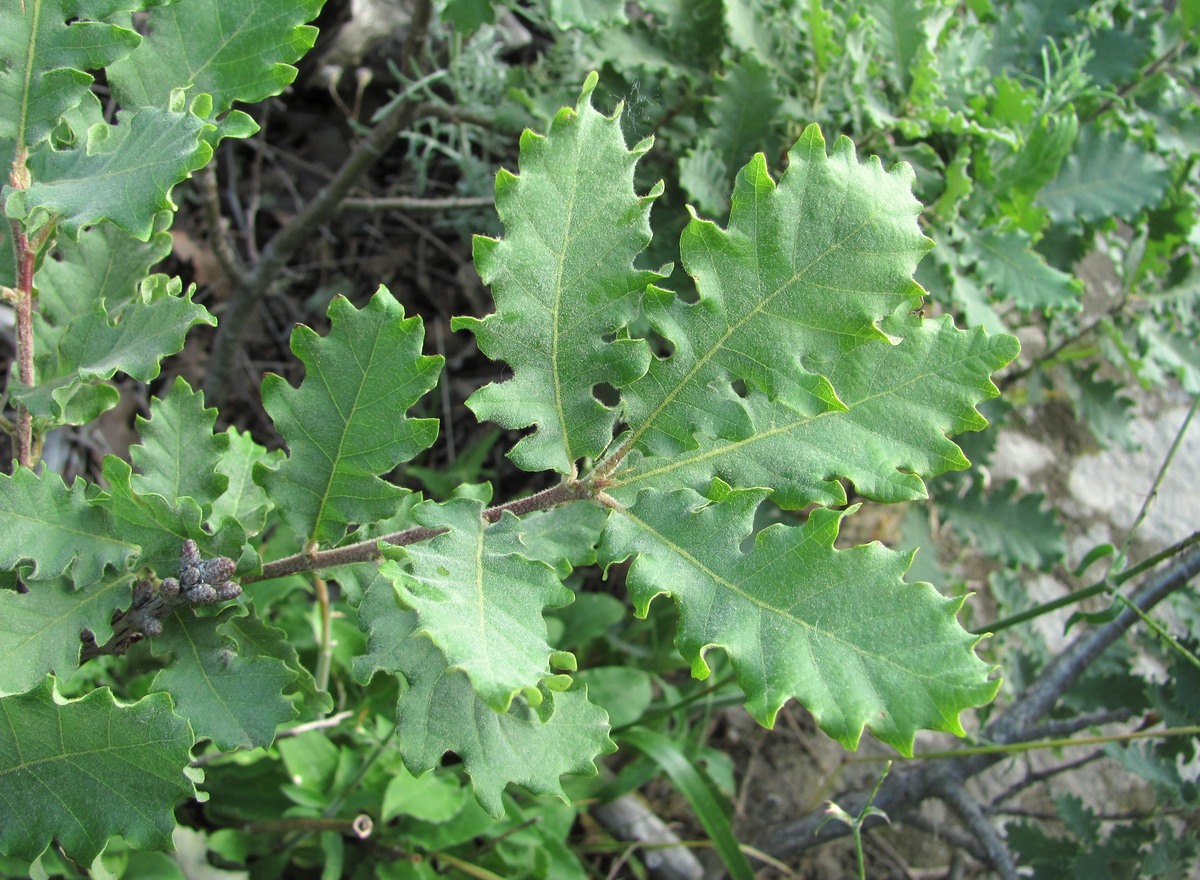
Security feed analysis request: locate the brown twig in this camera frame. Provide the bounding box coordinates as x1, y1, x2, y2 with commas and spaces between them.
198, 163, 251, 288
248, 477, 601, 583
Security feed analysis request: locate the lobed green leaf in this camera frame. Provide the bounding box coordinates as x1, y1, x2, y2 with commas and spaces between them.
131, 377, 227, 514
96, 456, 245, 573
354, 580, 613, 817
600, 486, 999, 751
0, 576, 132, 697
958, 225, 1081, 311
107, 0, 324, 115
0, 677, 197, 864
256, 285, 442, 546
13, 275, 213, 428
1039, 126, 1172, 230
455, 71, 665, 475
622, 125, 931, 460
210, 428, 282, 539
11, 101, 216, 239
616, 315, 1020, 509
384, 495, 576, 711
150, 606, 298, 751
0, 0, 142, 147
0, 468, 136, 584
940, 478, 1066, 571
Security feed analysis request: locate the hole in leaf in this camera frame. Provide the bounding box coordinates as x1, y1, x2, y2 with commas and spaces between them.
648, 330, 675, 360
600, 330, 617, 343
592, 383, 620, 407
731, 378, 749, 399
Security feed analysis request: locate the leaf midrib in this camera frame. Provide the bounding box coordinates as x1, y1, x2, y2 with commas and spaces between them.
622, 202, 889, 454
619, 334, 995, 488
616, 506, 935, 681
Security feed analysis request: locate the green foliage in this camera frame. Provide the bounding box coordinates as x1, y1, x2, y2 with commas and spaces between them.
0, 0, 143, 146
0, 577, 132, 695
257, 287, 442, 546
940, 478, 1066, 570
106, 0, 324, 114
149, 606, 299, 750
10, 97, 217, 238
354, 578, 614, 818
385, 495, 577, 711
1, 0, 1197, 877
0, 678, 198, 864
0, 469, 135, 583
455, 75, 663, 475
602, 491, 996, 748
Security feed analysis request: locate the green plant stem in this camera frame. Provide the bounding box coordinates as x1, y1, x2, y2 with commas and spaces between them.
200, 0, 435, 405
1117, 393, 1199, 560
312, 571, 333, 701
323, 730, 394, 820
341, 194, 494, 211
611, 674, 738, 733
7, 147, 36, 468
247, 815, 373, 838
999, 296, 1127, 390
1110, 591, 1200, 673
431, 851, 507, 880
1085, 37, 1186, 122
975, 528, 1200, 634
847, 724, 1200, 762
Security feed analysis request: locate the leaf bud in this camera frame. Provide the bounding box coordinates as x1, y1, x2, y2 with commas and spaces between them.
180, 539, 202, 569
200, 556, 236, 585
141, 616, 164, 637
180, 565, 202, 588
161, 576, 181, 596
186, 584, 218, 605
216, 581, 242, 601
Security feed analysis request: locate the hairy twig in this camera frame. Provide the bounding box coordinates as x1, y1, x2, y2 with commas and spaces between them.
248, 478, 598, 583
312, 571, 334, 703
976, 529, 1200, 635
201, 0, 436, 404
759, 541, 1200, 867
249, 524, 449, 582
